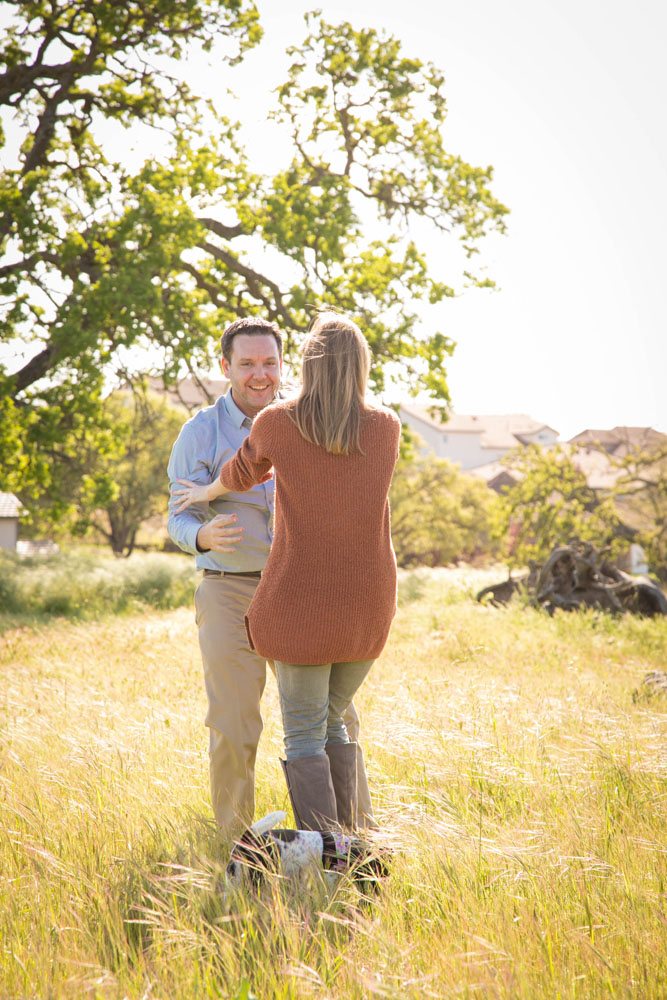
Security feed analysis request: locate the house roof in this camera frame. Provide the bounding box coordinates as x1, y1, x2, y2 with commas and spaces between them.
468, 460, 507, 481
399, 404, 559, 449
470, 449, 626, 493
148, 376, 229, 410
568, 426, 667, 455
468, 461, 521, 493
0, 492, 23, 517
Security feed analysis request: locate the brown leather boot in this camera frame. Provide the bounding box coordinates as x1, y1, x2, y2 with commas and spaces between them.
352, 743, 380, 831
280, 753, 338, 831
325, 741, 358, 831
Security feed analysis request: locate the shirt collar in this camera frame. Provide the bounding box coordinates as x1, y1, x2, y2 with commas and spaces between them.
223, 389, 252, 428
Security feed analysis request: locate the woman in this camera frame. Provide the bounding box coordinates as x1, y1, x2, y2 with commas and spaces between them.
173, 313, 401, 832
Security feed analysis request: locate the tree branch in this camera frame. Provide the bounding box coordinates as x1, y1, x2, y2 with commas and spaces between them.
198, 217, 246, 240
196, 240, 303, 330
180, 260, 226, 307
0, 250, 60, 279
11, 344, 59, 396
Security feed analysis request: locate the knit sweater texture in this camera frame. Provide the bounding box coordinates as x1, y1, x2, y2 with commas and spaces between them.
219, 401, 401, 665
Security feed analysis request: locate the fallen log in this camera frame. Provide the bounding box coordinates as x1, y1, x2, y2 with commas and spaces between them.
475, 574, 530, 607
476, 542, 667, 616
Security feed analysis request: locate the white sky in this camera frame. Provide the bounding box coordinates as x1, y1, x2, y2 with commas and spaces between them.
233, 0, 666, 440
3, 0, 666, 441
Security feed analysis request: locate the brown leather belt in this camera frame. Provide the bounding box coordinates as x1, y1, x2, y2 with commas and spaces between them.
203, 568, 262, 578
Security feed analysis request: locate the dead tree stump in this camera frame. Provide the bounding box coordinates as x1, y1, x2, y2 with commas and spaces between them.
476, 542, 667, 616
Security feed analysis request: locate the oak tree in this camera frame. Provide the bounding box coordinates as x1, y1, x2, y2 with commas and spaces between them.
0, 1, 508, 525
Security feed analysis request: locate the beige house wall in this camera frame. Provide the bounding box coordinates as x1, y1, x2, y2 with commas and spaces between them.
0, 518, 18, 551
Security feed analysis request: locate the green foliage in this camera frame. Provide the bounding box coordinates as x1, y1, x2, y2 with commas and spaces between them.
81, 390, 186, 556
0, 549, 196, 624
19, 389, 185, 556
609, 443, 667, 580
0, 2, 508, 528
390, 439, 496, 566
397, 570, 428, 605
0, 0, 260, 522
492, 444, 627, 569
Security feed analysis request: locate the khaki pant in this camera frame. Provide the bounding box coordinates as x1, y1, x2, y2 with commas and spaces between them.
195, 574, 377, 833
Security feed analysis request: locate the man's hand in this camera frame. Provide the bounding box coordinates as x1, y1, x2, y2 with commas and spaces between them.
196, 514, 244, 553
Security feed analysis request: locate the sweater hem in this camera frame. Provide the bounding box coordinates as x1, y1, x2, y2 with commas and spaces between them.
246, 632, 390, 665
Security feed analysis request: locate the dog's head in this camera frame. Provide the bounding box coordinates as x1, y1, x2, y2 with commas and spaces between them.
226, 828, 284, 887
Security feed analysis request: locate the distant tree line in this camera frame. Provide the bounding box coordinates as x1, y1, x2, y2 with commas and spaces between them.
27, 402, 667, 575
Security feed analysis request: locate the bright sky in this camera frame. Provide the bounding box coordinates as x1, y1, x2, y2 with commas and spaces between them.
4, 1, 666, 441
230, 0, 666, 441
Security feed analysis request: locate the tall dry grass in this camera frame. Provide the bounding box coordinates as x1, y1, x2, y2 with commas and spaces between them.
1, 567, 666, 998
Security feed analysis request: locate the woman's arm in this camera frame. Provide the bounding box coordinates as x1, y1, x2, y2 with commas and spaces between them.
171, 477, 230, 514
219, 409, 275, 492
174, 409, 275, 511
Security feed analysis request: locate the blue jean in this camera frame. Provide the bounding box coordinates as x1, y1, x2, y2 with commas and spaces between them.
274, 660, 374, 760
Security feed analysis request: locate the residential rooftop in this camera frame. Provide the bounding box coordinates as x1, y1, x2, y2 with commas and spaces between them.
399, 404, 559, 450
147, 376, 229, 410
569, 426, 667, 454
0, 492, 23, 517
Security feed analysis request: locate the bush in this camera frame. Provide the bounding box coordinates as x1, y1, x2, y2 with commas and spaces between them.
390, 447, 497, 567
0, 566, 20, 614
0, 550, 197, 625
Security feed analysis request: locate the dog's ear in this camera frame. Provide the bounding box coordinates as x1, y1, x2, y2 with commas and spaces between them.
229, 830, 282, 886
225, 859, 241, 885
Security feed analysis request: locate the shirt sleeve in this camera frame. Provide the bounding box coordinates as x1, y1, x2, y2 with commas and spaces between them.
167, 420, 213, 556
219, 409, 275, 492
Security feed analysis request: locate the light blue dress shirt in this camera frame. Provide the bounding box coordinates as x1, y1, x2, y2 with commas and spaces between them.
167, 390, 275, 572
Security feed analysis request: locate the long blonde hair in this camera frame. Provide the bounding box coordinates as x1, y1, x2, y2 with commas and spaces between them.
290, 313, 371, 455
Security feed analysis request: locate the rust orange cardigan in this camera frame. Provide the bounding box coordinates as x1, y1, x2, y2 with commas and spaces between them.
219, 401, 401, 664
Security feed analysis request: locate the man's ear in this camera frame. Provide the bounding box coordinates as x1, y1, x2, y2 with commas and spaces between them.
221, 357, 230, 378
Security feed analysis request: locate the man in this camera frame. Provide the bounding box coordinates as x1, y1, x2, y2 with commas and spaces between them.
167, 317, 377, 834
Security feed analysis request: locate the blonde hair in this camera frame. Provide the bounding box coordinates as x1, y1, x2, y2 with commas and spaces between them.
290, 312, 371, 455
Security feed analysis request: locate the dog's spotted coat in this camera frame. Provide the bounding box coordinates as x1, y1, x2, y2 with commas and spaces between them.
226, 811, 389, 891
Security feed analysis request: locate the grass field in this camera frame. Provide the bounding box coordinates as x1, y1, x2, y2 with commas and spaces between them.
1, 567, 666, 999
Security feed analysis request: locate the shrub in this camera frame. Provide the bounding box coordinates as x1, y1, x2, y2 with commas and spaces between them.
0, 550, 197, 625
390, 447, 497, 567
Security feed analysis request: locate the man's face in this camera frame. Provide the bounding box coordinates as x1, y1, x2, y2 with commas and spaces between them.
222, 333, 282, 418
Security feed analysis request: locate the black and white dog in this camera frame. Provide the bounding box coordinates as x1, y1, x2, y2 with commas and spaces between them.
226, 811, 390, 892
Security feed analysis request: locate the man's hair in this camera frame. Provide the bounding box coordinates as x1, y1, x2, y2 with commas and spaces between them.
289, 312, 371, 456
220, 317, 283, 363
